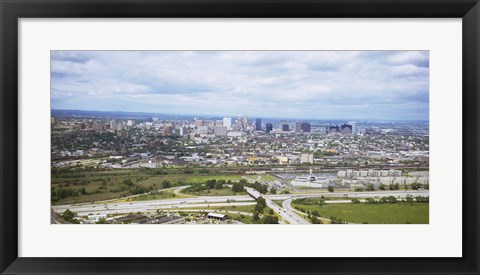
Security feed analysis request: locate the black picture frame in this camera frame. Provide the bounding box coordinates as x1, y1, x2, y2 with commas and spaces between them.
1, 0, 479, 274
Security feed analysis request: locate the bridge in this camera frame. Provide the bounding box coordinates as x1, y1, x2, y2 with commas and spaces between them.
246, 187, 310, 224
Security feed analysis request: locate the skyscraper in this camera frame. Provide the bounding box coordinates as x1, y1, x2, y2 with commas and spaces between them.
301, 122, 311, 133
295, 121, 302, 133
223, 117, 232, 130
241, 115, 249, 130
255, 118, 262, 131
266, 123, 273, 133
341, 124, 353, 135
282, 123, 289, 132
214, 126, 228, 136
348, 121, 357, 135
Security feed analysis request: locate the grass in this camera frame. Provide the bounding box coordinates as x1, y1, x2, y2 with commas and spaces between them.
51, 168, 245, 205
183, 187, 246, 197
291, 202, 429, 224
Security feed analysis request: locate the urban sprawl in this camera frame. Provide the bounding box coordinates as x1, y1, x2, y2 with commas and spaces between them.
51, 110, 429, 225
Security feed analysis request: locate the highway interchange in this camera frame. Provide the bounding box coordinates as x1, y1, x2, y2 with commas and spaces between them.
52, 188, 429, 224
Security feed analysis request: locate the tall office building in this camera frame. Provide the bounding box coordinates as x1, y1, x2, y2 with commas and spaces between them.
301, 122, 311, 133
341, 124, 353, 135
348, 121, 358, 135
241, 115, 249, 130
295, 122, 302, 133
110, 119, 118, 130
255, 118, 262, 131
213, 126, 227, 137
266, 123, 273, 133
215, 120, 223, 126
223, 117, 232, 130
282, 123, 289, 132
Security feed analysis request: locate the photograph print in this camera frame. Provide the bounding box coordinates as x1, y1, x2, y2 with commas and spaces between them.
51, 50, 429, 225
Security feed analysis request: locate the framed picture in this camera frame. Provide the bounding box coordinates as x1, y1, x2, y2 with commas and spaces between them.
1, 0, 479, 274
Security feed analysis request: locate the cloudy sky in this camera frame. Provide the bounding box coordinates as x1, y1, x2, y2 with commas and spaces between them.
51, 51, 429, 120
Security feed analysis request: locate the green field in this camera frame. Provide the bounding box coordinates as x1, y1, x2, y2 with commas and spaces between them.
51, 168, 245, 205
183, 187, 246, 196
292, 202, 429, 224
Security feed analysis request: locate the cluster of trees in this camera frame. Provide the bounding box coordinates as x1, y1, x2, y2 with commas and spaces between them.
250, 197, 278, 224
51, 187, 79, 201
231, 182, 244, 193
251, 181, 268, 194
292, 198, 325, 207
184, 179, 233, 193
61, 209, 80, 224
307, 214, 321, 224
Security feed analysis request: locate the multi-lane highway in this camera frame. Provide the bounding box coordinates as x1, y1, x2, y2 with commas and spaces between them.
52, 189, 429, 223
245, 187, 310, 224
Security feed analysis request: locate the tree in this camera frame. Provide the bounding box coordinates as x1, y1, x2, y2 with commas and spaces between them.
205, 179, 216, 189
366, 184, 374, 191
261, 215, 278, 224
61, 209, 80, 224
239, 179, 248, 185
78, 187, 87, 195
255, 197, 267, 213
270, 187, 277, 194
327, 186, 334, 193
405, 195, 414, 203
310, 215, 321, 224
231, 182, 244, 193
379, 184, 385, 191
214, 182, 223, 189
161, 180, 171, 189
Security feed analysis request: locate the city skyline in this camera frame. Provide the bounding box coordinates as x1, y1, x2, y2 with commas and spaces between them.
51, 51, 429, 120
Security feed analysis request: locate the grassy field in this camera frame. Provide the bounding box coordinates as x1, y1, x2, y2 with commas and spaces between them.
291, 202, 429, 224
183, 187, 246, 197
51, 168, 244, 205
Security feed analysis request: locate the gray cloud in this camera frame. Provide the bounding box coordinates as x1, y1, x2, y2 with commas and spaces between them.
51, 50, 429, 120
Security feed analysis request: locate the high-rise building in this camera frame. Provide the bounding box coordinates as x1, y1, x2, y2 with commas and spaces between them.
282, 123, 289, 132
110, 119, 118, 130
215, 120, 223, 126
295, 122, 302, 133
266, 123, 273, 133
327, 125, 340, 135
348, 121, 357, 135
127, 120, 135, 126
214, 126, 228, 137
241, 115, 249, 130
301, 122, 311, 133
255, 118, 262, 131
223, 117, 232, 129
51, 117, 56, 125
179, 127, 188, 136
341, 124, 353, 135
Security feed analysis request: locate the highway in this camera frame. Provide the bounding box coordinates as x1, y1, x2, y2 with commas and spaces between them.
246, 187, 310, 224
52, 190, 429, 220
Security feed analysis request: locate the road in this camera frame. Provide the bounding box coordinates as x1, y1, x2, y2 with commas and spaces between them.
246, 187, 310, 224
52, 190, 429, 219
